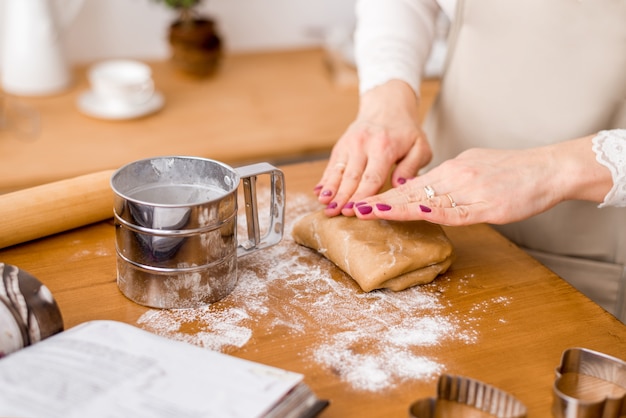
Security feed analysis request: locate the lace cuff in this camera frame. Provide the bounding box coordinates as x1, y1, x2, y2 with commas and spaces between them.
592, 129, 626, 208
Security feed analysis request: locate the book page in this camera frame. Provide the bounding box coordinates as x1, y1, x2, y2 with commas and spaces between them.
0, 320, 304, 418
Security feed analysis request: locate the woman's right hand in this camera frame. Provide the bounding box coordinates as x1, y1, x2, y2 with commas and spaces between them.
314, 80, 433, 216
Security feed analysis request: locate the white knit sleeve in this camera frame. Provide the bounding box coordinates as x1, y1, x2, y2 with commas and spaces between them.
592, 129, 626, 208
354, 0, 440, 96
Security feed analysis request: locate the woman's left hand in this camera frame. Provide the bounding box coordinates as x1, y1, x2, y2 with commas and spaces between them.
350, 140, 608, 225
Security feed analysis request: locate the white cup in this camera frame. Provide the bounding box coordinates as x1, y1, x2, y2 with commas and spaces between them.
88, 60, 154, 107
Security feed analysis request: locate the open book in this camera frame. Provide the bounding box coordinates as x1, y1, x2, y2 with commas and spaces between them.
0, 320, 328, 418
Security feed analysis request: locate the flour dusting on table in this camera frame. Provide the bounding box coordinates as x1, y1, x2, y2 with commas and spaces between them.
137, 193, 510, 392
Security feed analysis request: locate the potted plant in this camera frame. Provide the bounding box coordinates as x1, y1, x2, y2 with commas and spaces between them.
155, 0, 223, 77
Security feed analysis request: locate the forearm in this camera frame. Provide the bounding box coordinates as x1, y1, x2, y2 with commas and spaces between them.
549, 130, 626, 206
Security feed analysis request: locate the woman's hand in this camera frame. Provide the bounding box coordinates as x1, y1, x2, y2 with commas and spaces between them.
314, 80, 433, 216
349, 136, 612, 225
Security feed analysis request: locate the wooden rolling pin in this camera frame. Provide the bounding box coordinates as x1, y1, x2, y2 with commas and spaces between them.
0, 170, 116, 249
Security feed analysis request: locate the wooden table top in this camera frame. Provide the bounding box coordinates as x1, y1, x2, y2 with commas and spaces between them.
1, 159, 625, 417
0, 48, 355, 192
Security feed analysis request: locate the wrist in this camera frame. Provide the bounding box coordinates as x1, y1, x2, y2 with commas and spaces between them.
358, 80, 420, 123
548, 136, 613, 203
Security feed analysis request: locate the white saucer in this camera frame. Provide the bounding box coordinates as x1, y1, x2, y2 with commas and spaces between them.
77, 90, 165, 120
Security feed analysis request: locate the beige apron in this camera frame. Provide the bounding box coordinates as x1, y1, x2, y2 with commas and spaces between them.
424, 0, 626, 321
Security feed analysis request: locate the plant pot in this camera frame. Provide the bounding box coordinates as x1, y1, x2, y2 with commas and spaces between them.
168, 17, 222, 77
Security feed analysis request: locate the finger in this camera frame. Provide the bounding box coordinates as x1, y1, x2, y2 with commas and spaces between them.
350, 183, 417, 219
366, 189, 493, 226
329, 137, 399, 216
325, 156, 368, 216
410, 201, 485, 226
337, 160, 395, 217
347, 149, 396, 194
350, 181, 459, 220
315, 154, 350, 203
391, 139, 430, 187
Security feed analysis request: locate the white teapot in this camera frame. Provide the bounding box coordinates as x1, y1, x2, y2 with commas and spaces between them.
1, 0, 84, 96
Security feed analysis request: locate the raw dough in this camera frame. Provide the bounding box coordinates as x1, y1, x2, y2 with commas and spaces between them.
292, 211, 455, 292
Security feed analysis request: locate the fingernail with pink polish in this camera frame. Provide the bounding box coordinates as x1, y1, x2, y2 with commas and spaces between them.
357, 205, 373, 215
321, 190, 332, 197
355, 201, 367, 207
397, 177, 406, 185
313, 185, 323, 192
327, 201, 338, 209
420, 205, 432, 213
376, 203, 392, 211
343, 201, 355, 209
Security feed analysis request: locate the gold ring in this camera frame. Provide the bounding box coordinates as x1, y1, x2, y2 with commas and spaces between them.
446, 193, 457, 208
424, 185, 435, 199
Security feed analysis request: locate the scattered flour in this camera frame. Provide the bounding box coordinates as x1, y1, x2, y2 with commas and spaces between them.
69, 240, 112, 261
137, 193, 511, 392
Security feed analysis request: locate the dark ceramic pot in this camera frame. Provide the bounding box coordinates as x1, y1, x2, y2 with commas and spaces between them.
168, 17, 222, 77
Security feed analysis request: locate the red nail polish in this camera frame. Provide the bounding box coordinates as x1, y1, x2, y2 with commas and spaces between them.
376, 203, 392, 211
357, 205, 373, 215
397, 177, 406, 185
343, 201, 355, 209
420, 205, 432, 213
314, 185, 323, 191
321, 190, 332, 197
327, 201, 338, 209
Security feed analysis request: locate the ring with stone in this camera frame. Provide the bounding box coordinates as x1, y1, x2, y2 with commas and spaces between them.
424, 185, 435, 199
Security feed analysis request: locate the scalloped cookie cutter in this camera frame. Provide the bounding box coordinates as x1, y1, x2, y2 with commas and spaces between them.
409, 374, 527, 418
553, 347, 626, 418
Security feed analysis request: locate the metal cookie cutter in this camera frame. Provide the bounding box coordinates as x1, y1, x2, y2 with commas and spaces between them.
409, 374, 528, 418
553, 347, 626, 418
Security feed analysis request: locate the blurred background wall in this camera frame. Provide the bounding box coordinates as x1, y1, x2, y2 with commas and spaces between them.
0, 0, 357, 66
